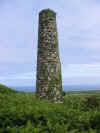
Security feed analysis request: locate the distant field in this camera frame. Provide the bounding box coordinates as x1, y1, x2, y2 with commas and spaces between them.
66, 90, 100, 98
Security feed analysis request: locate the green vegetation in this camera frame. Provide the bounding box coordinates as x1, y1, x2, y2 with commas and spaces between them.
0, 84, 100, 133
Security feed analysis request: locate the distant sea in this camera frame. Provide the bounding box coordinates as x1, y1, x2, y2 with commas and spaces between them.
9, 85, 100, 92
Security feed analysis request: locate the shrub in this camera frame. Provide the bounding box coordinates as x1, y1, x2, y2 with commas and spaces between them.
84, 96, 100, 108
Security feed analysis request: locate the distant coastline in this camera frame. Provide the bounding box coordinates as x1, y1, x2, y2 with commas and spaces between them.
9, 85, 100, 92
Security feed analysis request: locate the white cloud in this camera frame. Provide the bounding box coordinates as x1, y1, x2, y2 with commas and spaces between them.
62, 63, 100, 78
57, 0, 100, 51
0, 63, 100, 86
0, 72, 35, 80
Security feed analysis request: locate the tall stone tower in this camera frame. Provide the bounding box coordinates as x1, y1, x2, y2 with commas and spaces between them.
36, 9, 62, 102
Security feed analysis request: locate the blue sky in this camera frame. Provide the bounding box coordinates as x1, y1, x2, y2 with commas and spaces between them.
0, 0, 100, 87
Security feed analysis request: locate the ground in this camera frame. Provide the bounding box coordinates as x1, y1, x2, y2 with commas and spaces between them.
0, 84, 100, 133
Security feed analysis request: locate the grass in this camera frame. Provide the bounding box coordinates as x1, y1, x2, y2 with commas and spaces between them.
0, 84, 100, 133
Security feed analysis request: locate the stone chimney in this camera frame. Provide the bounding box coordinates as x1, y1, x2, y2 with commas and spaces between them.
36, 9, 62, 102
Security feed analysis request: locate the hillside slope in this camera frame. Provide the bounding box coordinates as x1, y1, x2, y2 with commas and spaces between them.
0, 85, 100, 133
0, 84, 16, 94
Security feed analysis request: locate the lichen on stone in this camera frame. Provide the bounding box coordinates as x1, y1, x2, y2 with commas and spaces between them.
36, 9, 63, 102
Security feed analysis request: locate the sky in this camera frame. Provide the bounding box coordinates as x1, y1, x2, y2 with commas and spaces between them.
0, 0, 100, 87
